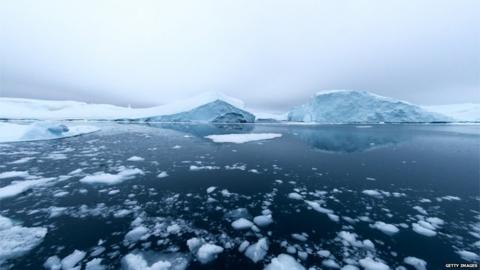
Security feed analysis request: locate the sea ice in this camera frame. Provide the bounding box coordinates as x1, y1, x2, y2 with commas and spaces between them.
205, 133, 282, 144
196, 243, 224, 264
403, 256, 427, 270
231, 218, 254, 230
80, 167, 144, 185
358, 257, 390, 270
244, 238, 268, 263
371, 221, 400, 235
264, 254, 305, 270
61, 249, 86, 269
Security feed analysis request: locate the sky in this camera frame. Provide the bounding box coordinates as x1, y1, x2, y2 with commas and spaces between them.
0, 0, 479, 112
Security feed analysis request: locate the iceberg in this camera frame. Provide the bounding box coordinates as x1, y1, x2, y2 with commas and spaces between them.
423, 103, 480, 122
287, 90, 448, 123
0, 92, 255, 123
0, 122, 99, 143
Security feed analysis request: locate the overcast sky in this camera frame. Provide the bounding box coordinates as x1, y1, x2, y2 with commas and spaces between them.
0, 0, 479, 111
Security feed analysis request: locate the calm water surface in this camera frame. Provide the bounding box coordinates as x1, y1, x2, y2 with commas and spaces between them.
0, 123, 479, 269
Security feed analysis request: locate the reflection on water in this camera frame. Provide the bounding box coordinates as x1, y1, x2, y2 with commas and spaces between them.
288, 125, 410, 153
146, 123, 255, 137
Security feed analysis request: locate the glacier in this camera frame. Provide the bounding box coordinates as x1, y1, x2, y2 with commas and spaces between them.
287, 90, 449, 123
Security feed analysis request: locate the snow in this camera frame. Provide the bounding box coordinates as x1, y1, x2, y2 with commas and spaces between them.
231, 218, 254, 230
264, 254, 306, 270
244, 238, 268, 263
423, 103, 480, 122
61, 249, 86, 269
80, 167, 144, 185
403, 256, 427, 270
196, 243, 224, 264
0, 122, 99, 143
205, 133, 282, 144
358, 257, 390, 270
0, 178, 53, 200
287, 90, 447, 123
371, 221, 400, 235
456, 250, 480, 262
0, 215, 47, 264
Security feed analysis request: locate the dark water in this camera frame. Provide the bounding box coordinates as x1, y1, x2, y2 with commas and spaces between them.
0, 123, 479, 269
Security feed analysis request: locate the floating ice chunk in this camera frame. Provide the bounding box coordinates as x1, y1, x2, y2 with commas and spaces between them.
121, 252, 189, 270
187, 237, 204, 253
189, 165, 220, 171
124, 226, 149, 243
231, 218, 254, 230
371, 221, 400, 235
456, 250, 480, 262
244, 238, 268, 263
0, 122, 99, 143
225, 208, 251, 221
365, 177, 376, 181
317, 250, 331, 257
341, 265, 360, 270
127, 156, 144, 161
438, 195, 461, 201
206, 186, 217, 193
157, 171, 169, 178
264, 254, 305, 270
291, 233, 308, 242
412, 223, 436, 237
253, 215, 273, 227
403, 256, 427, 270
412, 206, 428, 215
305, 200, 333, 214
8, 157, 35, 164
362, 190, 383, 198
425, 217, 444, 227
80, 168, 144, 185
0, 216, 47, 265
322, 259, 340, 268
61, 250, 86, 269
0, 178, 52, 200
205, 133, 282, 144
166, 224, 181, 235
196, 243, 224, 264
288, 193, 303, 200
238, 241, 250, 253
44, 255, 61, 270
85, 258, 105, 270
358, 257, 390, 270
0, 171, 30, 179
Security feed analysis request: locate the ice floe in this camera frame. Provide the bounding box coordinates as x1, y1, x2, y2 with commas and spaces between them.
264, 254, 305, 270
205, 133, 282, 144
244, 238, 268, 263
80, 167, 144, 185
0, 178, 53, 200
371, 221, 399, 236
403, 256, 427, 270
196, 243, 224, 264
0, 215, 47, 265
61, 249, 86, 269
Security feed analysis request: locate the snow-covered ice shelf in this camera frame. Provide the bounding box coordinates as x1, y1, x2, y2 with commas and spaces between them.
0, 122, 99, 143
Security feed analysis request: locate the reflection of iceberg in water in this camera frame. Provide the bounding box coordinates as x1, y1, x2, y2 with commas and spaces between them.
291, 125, 410, 153
146, 123, 255, 138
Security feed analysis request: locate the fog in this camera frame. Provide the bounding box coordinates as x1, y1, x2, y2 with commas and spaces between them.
1, 0, 478, 111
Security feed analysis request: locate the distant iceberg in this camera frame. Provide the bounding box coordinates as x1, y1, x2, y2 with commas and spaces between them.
0, 122, 99, 143
287, 90, 449, 123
